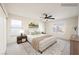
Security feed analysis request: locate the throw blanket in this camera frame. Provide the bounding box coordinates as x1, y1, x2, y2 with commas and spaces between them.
32, 35, 52, 51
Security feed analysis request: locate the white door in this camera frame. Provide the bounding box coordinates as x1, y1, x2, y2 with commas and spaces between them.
0, 6, 6, 54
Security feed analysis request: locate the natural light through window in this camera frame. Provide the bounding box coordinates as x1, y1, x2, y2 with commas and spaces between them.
10, 19, 22, 36
11, 20, 22, 28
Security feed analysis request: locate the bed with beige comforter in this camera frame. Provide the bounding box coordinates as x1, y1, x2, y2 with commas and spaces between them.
27, 34, 57, 52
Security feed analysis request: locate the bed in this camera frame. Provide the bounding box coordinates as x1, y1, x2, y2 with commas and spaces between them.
27, 34, 57, 53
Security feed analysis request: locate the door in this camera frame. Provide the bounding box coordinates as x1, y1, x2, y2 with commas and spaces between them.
0, 6, 6, 54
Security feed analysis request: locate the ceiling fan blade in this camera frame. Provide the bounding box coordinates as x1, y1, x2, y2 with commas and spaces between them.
48, 18, 55, 19
48, 15, 52, 18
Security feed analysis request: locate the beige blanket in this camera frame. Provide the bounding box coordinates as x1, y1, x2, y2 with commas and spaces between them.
32, 35, 52, 51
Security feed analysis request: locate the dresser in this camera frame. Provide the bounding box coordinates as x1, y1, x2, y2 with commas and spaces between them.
70, 35, 79, 55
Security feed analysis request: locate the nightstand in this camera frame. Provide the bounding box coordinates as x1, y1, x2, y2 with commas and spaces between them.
17, 34, 27, 44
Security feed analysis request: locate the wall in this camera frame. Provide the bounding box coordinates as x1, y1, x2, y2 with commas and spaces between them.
0, 5, 6, 54
7, 14, 45, 44
45, 16, 78, 40
64, 16, 78, 39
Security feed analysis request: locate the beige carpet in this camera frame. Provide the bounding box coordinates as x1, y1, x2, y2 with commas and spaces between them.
5, 39, 70, 55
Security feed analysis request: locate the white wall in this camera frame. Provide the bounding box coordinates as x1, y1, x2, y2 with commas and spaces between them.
45, 16, 78, 40
64, 16, 78, 39
0, 6, 6, 54
7, 14, 45, 44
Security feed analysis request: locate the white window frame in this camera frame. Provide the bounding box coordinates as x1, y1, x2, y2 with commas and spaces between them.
10, 19, 23, 36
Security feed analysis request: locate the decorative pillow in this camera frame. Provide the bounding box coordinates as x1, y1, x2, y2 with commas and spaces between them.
31, 31, 41, 35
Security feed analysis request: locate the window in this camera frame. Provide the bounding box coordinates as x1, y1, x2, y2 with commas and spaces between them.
11, 20, 22, 28
10, 19, 22, 36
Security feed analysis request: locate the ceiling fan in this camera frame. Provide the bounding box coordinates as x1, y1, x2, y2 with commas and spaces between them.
40, 13, 55, 20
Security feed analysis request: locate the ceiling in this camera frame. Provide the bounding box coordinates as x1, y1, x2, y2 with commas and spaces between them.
4, 3, 78, 20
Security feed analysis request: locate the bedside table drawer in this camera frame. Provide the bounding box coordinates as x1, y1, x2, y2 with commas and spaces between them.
22, 38, 26, 42
17, 35, 27, 44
